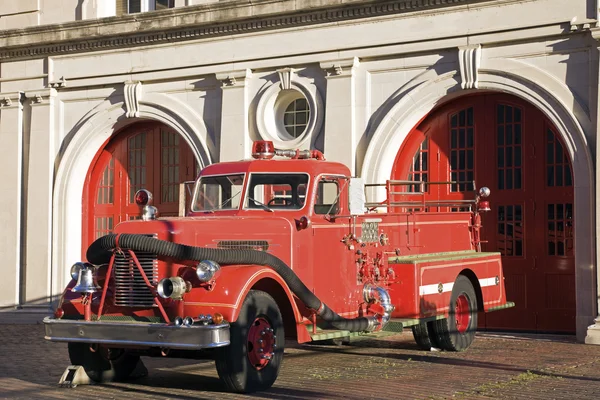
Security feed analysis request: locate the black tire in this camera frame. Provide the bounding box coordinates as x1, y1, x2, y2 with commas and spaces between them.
216, 290, 284, 393
432, 275, 478, 352
68, 343, 140, 382
411, 321, 440, 350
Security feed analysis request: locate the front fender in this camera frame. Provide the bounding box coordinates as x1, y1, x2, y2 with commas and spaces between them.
182, 265, 303, 324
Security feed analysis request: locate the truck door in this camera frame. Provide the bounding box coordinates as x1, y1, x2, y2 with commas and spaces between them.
310, 176, 359, 314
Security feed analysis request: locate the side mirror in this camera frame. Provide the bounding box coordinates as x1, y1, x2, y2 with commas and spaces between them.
349, 178, 366, 215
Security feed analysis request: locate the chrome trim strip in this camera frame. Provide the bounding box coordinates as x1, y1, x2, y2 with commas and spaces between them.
43, 317, 230, 350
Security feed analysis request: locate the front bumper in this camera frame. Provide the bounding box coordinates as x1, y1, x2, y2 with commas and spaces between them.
43, 317, 230, 350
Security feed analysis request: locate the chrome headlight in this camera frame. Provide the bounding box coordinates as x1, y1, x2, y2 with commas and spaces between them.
196, 260, 221, 283
157, 276, 190, 300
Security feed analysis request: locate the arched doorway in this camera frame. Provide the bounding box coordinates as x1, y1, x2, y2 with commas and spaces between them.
83, 121, 198, 252
393, 93, 575, 333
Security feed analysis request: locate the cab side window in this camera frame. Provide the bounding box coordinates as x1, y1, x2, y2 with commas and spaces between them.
314, 180, 339, 215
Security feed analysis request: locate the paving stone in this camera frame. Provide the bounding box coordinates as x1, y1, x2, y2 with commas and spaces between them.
2, 324, 600, 399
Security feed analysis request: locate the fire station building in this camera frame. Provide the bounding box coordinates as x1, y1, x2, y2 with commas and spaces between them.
0, 0, 599, 341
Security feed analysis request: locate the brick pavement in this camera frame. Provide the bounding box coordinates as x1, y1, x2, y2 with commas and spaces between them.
1, 324, 600, 399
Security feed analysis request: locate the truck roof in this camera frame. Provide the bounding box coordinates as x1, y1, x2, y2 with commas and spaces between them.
199, 158, 352, 177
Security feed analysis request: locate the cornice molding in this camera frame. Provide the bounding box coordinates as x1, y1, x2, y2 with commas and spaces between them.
0, 0, 492, 61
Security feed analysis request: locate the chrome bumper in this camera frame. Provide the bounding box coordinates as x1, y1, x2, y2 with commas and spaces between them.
43, 317, 230, 350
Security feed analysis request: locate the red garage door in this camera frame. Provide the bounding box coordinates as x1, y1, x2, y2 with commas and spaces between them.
393, 94, 575, 333
83, 122, 198, 252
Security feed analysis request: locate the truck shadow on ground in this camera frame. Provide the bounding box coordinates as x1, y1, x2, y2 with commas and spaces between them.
301, 341, 600, 383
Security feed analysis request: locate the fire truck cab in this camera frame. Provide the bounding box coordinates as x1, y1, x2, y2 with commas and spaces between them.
44, 140, 512, 393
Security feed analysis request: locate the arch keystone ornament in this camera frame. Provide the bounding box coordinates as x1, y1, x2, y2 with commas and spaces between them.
276, 67, 294, 90
124, 81, 143, 118
458, 44, 481, 89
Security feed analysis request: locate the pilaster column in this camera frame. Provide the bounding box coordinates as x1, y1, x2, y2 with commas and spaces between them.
585, 27, 600, 344
0, 92, 24, 308
23, 88, 57, 308
319, 57, 359, 175
216, 69, 252, 162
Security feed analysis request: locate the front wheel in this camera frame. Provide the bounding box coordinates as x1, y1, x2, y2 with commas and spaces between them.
215, 290, 284, 393
67, 343, 141, 382
432, 275, 478, 351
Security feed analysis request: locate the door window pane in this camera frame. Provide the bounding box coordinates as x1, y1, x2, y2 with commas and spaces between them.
128, 133, 147, 203
96, 157, 114, 205
448, 107, 475, 192
161, 129, 181, 203
546, 128, 572, 187
547, 203, 574, 256
496, 104, 523, 190
497, 204, 524, 256
95, 217, 114, 239
407, 139, 429, 193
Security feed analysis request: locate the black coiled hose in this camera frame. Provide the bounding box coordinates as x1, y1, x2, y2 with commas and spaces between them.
87, 233, 371, 332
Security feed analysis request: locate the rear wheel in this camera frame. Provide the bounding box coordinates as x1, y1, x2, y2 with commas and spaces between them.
68, 343, 141, 382
411, 321, 441, 350
215, 290, 284, 393
432, 275, 478, 351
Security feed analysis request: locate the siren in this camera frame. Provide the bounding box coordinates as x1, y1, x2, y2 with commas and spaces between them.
478, 201, 491, 212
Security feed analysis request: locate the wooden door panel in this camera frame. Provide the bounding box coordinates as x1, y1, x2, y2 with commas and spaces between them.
393, 93, 575, 333
84, 122, 196, 254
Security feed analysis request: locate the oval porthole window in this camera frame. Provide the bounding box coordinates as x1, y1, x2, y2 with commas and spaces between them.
256, 77, 323, 149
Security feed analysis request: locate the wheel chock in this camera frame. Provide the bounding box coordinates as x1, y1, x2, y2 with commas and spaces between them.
58, 365, 93, 388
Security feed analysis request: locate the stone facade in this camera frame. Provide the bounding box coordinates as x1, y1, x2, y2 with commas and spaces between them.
0, 0, 598, 341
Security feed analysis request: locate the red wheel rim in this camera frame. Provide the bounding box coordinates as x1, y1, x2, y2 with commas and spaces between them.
247, 317, 275, 370
454, 293, 471, 334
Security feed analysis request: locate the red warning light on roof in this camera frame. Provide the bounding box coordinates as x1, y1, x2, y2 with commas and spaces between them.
252, 141, 275, 159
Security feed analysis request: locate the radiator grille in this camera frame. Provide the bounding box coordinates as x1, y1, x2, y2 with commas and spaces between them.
217, 240, 270, 251
113, 249, 158, 307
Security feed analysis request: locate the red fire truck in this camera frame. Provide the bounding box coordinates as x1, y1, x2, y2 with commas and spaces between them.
44, 140, 512, 393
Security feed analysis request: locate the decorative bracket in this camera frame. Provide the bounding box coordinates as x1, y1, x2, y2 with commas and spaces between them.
458, 44, 481, 90
24, 89, 56, 105
320, 57, 359, 78
1, 97, 12, 107
216, 69, 252, 88
124, 81, 143, 118
49, 76, 67, 89
31, 94, 44, 104
276, 67, 294, 90
0, 91, 25, 107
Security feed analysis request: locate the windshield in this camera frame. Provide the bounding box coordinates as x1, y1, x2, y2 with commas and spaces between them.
245, 173, 309, 210
192, 174, 245, 212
